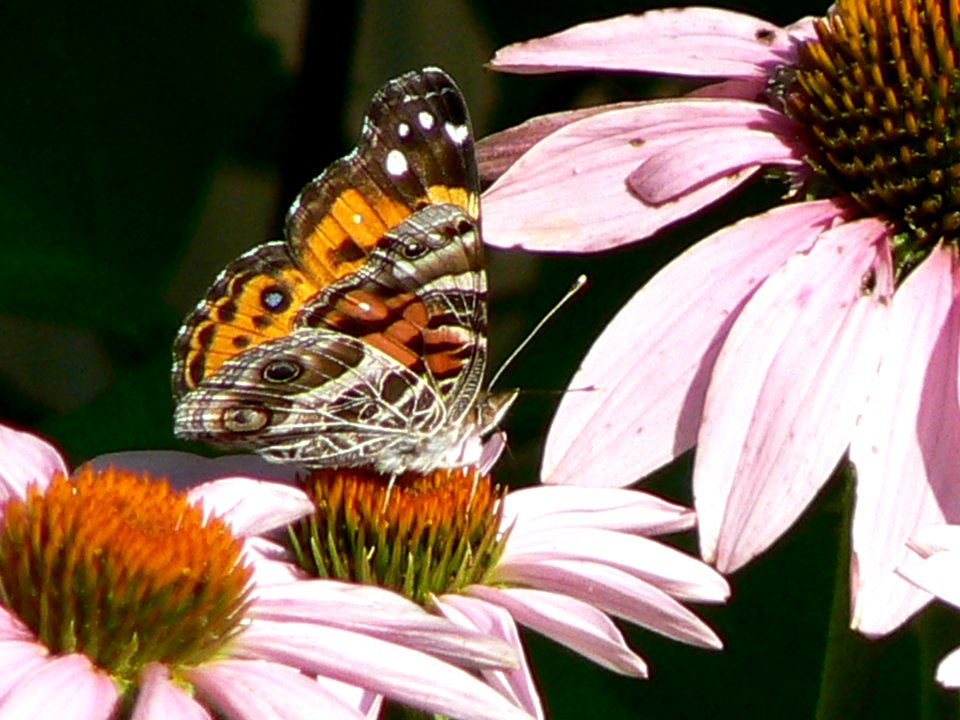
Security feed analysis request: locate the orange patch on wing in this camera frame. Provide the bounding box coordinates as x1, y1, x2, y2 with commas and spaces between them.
426, 349, 465, 379
183, 267, 320, 387
363, 331, 421, 370
427, 185, 477, 216
298, 188, 413, 283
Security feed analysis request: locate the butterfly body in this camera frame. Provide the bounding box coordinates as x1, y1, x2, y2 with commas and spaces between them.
172, 68, 515, 475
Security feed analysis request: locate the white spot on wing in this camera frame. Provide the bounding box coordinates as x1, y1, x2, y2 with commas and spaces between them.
353, 213, 363, 224
397, 122, 410, 138
385, 149, 409, 176
444, 122, 469, 145
418, 111, 435, 130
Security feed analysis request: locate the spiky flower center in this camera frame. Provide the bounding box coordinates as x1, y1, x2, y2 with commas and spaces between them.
785, 0, 960, 270
288, 467, 508, 605
0, 466, 252, 682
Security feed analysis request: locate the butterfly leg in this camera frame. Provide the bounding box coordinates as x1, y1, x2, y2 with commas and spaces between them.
381, 472, 399, 513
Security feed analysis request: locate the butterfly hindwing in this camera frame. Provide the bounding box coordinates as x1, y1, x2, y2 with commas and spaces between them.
172, 242, 320, 396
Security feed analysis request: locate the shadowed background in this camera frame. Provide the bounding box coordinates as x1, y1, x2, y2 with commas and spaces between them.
2, 1, 957, 717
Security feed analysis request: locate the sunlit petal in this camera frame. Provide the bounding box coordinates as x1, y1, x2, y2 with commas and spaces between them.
850, 246, 960, 636
696, 218, 893, 571
544, 200, 847, 487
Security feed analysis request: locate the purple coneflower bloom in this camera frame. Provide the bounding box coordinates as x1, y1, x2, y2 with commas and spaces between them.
286, 467, 729, 718
0, 423, 526, 720
898, 525, 960, 687
479, 1, 960, 636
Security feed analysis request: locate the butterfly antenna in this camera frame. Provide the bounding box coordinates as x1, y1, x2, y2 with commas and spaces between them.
489, 274, 588, 390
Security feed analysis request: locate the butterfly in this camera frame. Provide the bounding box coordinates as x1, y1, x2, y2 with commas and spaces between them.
171, 68, 516, 477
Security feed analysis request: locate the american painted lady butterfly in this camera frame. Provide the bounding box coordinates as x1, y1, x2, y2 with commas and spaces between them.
172, 68, 516, 476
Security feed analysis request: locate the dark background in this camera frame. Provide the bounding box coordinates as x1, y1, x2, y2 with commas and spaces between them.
2, 1, 958, 717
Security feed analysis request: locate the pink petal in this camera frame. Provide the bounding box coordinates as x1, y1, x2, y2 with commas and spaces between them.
898, 552, 960, 609
187, 478, 314, 537
0, 607, 37, 641
501, 528, 729, 602
233, 621, 533, 720
249, 580, 517, 669
312, 678, 383, 720
850, 246, 960, 636
436, 595, 544, 720
695, 218, 893, 571
501, 486, 694, 536
482, 100, 780, 251
0, 653, 118, 719
492, 558, 723, 648
937, 647, 960, 688
189, 658, 365, 720
131, 664, 211, 720
88, 451, 299, 492
543, 200, 847, 487
466, 585, 647, 677
0, 423, 67, 501
490, 8, 796, 78
629, 124, 804, 204
907, 524, 960, 556
0, 641, 50, 702
243, 538, 309, 586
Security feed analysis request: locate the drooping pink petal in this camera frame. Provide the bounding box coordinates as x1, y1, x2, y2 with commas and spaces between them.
0, 423, 67, 501
543, 200, 847, 487
686, 78, 770, 100
501, 486, 694, 536
87, 451, 299, 492
500, 528, 729, 602
476, 104, 638, 182
492, 558, 723, 648
437, 595, 544, 720
0, 653, 118, 720
233, 620, 533, 720
187, 478, 314, 538
131, 664, 211, 720
482, 100, 785, 251
489, 7, 797, 78
249, 580, 517, 670
936, 647, 960, 688
850, 245, 960, 636
465, 585, 647, 677
189, 658, 365, 720
0, 641, 50, 702
695, 218, 893, 572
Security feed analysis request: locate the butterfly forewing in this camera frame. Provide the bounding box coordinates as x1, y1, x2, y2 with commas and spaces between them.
286, 67, 480, 286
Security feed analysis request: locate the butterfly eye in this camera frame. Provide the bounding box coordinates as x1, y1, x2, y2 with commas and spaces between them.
222, 406, 270, 433
262, 359, 302, 384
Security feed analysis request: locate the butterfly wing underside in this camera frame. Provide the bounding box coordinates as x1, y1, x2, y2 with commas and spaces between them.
173, 68, 496, 474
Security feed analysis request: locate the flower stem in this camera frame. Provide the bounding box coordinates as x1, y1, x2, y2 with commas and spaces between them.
814, 460, 867, 720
